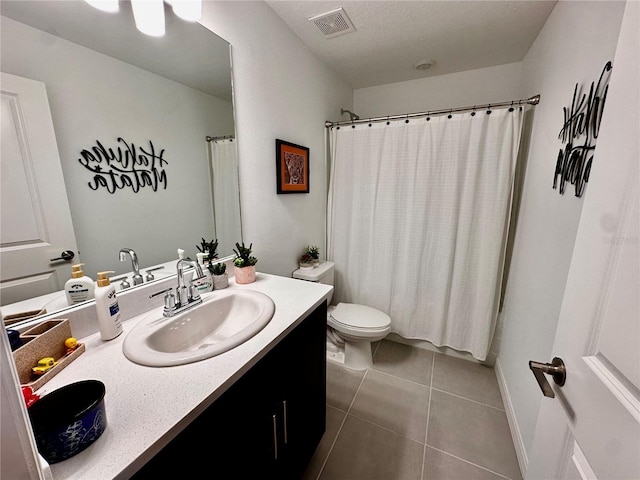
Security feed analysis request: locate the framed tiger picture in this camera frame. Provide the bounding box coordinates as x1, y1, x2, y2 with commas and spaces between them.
276, 139, 309, 194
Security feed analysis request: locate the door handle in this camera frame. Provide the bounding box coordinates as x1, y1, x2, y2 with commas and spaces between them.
529, 357, 566, 398
50, 250, 75, 262
282, 400, 288, 445
272, 414, 278, 460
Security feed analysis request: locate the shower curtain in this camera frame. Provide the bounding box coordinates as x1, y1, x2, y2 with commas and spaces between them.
208, 138, 241, 257
327, 107, 525, 361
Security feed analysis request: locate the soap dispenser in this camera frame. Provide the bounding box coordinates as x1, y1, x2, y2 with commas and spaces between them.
194, 252, 213, 293
65, 263, 95, 306
94, 271, 123, 341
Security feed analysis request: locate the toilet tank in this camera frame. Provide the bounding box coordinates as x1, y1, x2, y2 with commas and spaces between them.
292, 261, 334, 304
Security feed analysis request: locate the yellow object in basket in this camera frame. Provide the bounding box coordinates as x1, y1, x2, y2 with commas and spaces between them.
64, 337, 78, 349
32, 357, 57, 375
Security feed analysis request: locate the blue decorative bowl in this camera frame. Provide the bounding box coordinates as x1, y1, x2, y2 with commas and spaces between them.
28, 379, 107, 464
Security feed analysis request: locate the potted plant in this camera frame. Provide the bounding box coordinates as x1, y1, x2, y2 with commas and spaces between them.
298, 253, 315, 270
211, 262, 229, 290
304, 245, 320, 265
197, 238, 219, 267
233, 242, 258, 284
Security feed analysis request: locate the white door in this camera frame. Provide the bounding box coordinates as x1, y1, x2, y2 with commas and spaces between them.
0, 72, 78, 305
526, 3, 639, 479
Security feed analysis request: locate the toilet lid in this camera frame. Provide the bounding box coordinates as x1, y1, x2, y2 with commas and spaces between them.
330, 303, 391, 329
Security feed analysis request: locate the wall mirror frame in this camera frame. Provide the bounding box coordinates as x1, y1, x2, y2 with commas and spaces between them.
0, 0, 242, 324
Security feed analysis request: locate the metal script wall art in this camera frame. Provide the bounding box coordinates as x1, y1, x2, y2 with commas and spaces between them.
78, 138, 168, 193
553, 61, 612, 197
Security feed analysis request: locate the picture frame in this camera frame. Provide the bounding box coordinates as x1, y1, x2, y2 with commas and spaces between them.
276, 139, 309, 194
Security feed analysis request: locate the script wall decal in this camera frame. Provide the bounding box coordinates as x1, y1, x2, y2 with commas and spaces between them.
553, 61, 612, 198
78, 138, 168, 193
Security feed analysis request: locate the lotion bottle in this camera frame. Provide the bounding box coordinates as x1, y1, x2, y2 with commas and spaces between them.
94, 271, 123, 341
65, 263, 95, 305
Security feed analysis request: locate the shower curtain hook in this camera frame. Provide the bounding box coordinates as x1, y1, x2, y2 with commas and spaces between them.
386, 115, 390, 126
426, 111, 431, 121
487, 104, 492, 115
447, 109, 452, 119
509, 101, 514, 112
471, 106, 476, 117
405, 114, 409, 124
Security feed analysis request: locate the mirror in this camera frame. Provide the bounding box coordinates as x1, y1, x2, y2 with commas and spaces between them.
0, 1, 241, 320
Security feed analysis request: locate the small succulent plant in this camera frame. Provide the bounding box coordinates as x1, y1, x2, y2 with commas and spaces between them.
233, 242, 257, 267
197, 238, 219, 273
211, 262, 227, 276
299, 253, 315, 265
304, 245, 320, 260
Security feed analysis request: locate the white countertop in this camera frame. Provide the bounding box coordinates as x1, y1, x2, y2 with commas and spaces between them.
42, 273, 332, 480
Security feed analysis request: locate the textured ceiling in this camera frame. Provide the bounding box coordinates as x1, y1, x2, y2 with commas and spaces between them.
266, 0, 557, 89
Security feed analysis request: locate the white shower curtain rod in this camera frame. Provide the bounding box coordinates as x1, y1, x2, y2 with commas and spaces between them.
206, 135, 235, 142
325, 94, 540, 128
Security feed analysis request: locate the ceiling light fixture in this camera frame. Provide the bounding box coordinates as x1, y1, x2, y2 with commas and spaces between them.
166, 0, 202, 22
131, 0, 165, 37
85, 0, 119, 13
85, 0, 202, 37
414, 59, 435, 71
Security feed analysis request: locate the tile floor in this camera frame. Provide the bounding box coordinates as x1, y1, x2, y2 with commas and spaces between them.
303, 340, 522, 480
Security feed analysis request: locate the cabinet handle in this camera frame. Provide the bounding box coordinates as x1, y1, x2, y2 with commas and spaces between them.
282, 400, 288, 444
272, 414, 278, 460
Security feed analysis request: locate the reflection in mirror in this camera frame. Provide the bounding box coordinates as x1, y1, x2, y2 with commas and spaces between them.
0, 1, 241, 322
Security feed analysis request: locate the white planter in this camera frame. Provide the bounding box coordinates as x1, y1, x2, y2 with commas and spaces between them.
212, 273, 229, 290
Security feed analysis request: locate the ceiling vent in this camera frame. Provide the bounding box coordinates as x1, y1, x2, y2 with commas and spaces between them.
308, 7, 356, 39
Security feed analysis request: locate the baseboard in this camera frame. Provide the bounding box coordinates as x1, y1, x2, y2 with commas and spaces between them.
495, 357, 528, 478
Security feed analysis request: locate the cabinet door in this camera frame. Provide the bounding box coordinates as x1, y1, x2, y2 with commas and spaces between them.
277, 300, 327, 479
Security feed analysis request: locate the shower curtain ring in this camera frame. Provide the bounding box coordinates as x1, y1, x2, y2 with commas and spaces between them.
426, 112, 431, 121
487, 104, 492, 115
509, 101, 514, 112
447, 109, 452, 119
386, 116, 390, 126
405, 114, 409, 124
471, 107, 476, 117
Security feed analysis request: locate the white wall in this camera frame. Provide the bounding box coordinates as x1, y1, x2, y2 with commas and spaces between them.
497, 0, 625, 469
354, 62, 523, 119
1, 17, 234, 278
200, 1, 353, 277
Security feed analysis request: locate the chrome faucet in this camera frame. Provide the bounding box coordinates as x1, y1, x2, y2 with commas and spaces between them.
150, 258, 205, 317
119, 248, 143, 286
176, 258, 204, 305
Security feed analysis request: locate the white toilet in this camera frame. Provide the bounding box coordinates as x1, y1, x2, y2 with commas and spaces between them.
292, 261, 391, 370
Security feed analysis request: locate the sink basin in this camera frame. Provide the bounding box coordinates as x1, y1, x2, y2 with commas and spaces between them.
122, 289, 275, 367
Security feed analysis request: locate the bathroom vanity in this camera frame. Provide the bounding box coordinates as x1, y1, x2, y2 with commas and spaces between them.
32, 273, 332, 479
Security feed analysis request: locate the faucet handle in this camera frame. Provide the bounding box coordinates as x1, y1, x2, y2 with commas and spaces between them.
177, 286, 189, 305
189, 284, 201, 302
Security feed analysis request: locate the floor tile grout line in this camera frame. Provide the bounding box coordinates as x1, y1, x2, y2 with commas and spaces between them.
369, 365, 431, 388
313, 405, 350, 480
345, 410, 426, 445
425, 445, 516, 480
431, 386, 506, 412
345, 368, 369, 414
421, 354, 436, 480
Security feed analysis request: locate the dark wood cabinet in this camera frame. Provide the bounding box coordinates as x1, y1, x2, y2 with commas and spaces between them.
132, 301, 326, 479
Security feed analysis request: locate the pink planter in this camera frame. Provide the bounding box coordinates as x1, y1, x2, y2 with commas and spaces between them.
234, 265, 256, 284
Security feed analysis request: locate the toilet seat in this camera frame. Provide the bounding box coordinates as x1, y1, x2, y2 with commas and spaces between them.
328, 302, 391, 339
